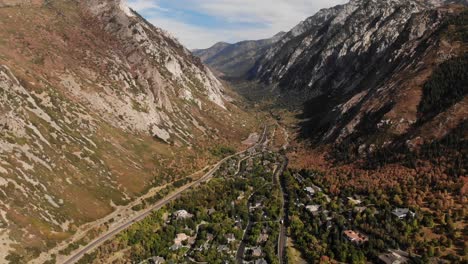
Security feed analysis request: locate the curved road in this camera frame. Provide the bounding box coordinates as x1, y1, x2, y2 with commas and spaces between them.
62, 127, 267, 264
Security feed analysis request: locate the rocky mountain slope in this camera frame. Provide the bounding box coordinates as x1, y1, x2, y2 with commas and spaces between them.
0, 0, 255, 261
245, 0, 467, 153
193, 32, 285, 78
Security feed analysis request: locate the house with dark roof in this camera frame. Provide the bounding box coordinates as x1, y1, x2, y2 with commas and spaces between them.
392, 208, 415, 219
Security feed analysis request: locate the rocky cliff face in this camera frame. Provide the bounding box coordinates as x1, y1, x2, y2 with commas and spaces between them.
0, 0, 253, 261
248, 0, 467, 151
193, 32, 286, 78
252, 0, 432, 94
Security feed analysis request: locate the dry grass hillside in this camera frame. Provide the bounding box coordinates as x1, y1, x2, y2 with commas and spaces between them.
0, 0, 259, 262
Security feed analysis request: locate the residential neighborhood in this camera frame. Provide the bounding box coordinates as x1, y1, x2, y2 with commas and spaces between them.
102, 128, 288, 263
282, 169, 430, 263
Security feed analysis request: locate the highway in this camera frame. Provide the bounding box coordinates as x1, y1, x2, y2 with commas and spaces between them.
62, 127, 267, 264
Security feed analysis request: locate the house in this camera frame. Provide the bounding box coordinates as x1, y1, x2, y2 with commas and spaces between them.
378, 250, 409, 264
217, 245, 229, 251
392, 208, 415, 219
313, 184, 323, 192
225, 233, 236, 243
347, 197, 362, 205
173, 233, 189, 246
305, 187, 316, 195
173, 210, 193, 220
306, 205, 321, 215
235, 220, 243, 229
208, 208, 216, 215
170, 233, 189, 250
343, 230, 368, 244
354, 206, 367, 213
293, 173, 304, 183
255, 259, 268, 264
147, 256, 165, 264
206, 233, 214, 241
257, 233, 269, 243
251, 247, 263, 257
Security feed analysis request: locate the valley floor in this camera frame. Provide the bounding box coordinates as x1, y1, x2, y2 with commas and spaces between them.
55, 121, 289, 264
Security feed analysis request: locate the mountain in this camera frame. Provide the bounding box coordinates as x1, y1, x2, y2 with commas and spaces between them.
193, 32, 286, 78
192, 42, 230, 63
0, 0, 256, 261
247, 0, 467, 152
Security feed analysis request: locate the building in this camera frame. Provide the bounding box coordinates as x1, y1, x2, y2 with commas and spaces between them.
217, 244, 229, 251
207, 208, 216, 215
225, 233, 236, 243
378, 250, 409, 264
354, 206, 367, 213
173, 209, 193, 220
306, 204, 321, 215
343, 230, 368, 244
294, 173, 305, 183
251, 247, 263, 257
304, 184, 323, 196
206, 233, 214, 241
347, 197, 362, 205
170, 233, 190, 250
305, 187, 316, 195
148, 256, 165, 264
174, 233, 189, 245
257, 233, 269, 243
392, 208, 415, 219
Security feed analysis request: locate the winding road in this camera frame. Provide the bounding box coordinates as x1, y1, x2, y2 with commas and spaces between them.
62, 127, 267, 264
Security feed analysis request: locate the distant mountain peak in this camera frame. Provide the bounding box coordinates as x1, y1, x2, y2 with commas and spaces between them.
193, 31, 289, 78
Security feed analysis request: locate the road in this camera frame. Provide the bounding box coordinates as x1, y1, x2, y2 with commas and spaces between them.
275, 122, 290, 264
62, 127, 267, 264
277, 157, 289, 264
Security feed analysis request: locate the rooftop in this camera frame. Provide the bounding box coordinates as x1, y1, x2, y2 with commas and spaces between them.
344, 230, 368, 244
378, 251, 409, 264
306, 205, 321, 213
173, 209, 193, 219
392, 208, 415, 218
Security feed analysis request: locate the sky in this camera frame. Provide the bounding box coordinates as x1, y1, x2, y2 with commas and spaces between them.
126, 0, 348, 49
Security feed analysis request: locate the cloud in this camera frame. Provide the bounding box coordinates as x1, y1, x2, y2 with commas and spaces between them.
127, 0, 348, 49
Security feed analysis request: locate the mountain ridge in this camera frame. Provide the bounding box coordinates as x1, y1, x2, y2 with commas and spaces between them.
193, 0, 466, 151
0, 0, 257, 261
193, 32, 286, 78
